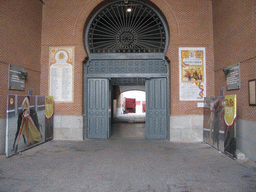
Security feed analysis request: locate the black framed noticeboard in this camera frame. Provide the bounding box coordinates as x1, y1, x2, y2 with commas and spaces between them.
249, 79, 256, 106
224, 63, 240, 90
8, 64, 26, 91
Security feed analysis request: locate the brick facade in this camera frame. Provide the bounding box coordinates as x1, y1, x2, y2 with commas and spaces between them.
0, 0, 43, 119
1, 0, 254, 123
1, 0, 255, 157
40, 0, 215, 116
212, 0, 256, 122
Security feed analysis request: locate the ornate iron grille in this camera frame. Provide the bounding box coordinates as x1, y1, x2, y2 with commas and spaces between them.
87, 0, 167, 54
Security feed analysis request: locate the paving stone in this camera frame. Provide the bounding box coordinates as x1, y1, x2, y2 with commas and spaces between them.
0, 140, 256, 192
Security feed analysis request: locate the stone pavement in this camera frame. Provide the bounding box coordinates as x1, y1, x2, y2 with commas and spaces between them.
0, 139, 256, 192
111, 123, 146, 139
114, 113, 146, 123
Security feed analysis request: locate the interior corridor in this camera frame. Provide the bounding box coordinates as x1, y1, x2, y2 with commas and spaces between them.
111, 84, 147, 139
111, 113, 146, 139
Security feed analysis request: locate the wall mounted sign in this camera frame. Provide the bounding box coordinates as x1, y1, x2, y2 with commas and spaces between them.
249, 79, 256, 106
49, 47, 75, 102
224, 63, 240, 90
8, 64, 27, 91
179, 47, 206, 101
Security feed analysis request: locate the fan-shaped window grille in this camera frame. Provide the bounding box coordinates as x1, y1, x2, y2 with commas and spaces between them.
87, 0, 168, 54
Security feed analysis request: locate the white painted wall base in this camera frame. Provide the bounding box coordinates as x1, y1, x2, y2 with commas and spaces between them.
116, 107, 124, 116
0, 118, 6, 154
236, 119, 256, 162
170, 115, 203, 142
54, 115, 83, 140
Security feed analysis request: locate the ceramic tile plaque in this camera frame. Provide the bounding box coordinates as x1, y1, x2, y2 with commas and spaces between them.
49, 47, 75, 102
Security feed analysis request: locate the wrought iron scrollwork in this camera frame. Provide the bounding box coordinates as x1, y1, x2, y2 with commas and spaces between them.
87, 0, 167, 54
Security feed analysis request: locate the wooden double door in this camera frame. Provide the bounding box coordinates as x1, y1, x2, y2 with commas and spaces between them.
87, 78, 168, 139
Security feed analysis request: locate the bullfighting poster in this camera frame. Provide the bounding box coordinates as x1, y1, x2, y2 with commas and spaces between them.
179, 47, 206, 101
49, 46, 75, 102
6, 95, 46, 157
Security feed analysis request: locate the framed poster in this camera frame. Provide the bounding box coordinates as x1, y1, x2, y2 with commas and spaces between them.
49, 46, 75, 102
179, 47, 206, 101
249, 79, 256, 106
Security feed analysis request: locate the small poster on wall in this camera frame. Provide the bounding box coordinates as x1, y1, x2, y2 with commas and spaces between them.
49, 46, 75, 102
179, 47, 206, 101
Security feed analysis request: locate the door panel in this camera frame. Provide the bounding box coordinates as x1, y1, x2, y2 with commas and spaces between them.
146, 78, 167, 138
88, 79, 109, 138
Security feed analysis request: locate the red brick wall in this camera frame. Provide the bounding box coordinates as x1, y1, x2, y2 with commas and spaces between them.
212, 0, 256, 122
40, 0, 215, 116
0, 0, 43, 119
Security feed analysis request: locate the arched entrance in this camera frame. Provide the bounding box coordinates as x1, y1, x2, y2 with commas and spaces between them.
84, 0, 170, 139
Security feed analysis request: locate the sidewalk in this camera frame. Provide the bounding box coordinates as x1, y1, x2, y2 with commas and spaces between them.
0, 139, 256, 192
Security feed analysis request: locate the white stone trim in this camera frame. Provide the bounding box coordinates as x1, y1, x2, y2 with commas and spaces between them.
170, 115, 203, 142
53, 115, 83, 140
